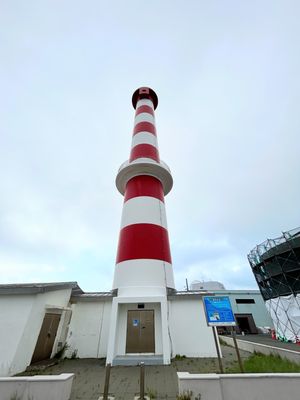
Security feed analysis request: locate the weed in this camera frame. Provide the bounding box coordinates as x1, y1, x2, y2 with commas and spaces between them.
146, 387, 157, 399
10, 393, 20, 400
218, 338, 230, 347
176, 390, 193, 400
174, 354, 186, 360
54, 343, 69, 359
71, 349, 78, 359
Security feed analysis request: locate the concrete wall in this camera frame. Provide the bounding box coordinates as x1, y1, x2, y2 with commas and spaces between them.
178, 372, 300, 400
0, 373, 74, 400
215, 290, 273, 328
66, 300, 112, 358
169, 298, 217, 358
220, 335, 300, 364
0, 289, 72, 376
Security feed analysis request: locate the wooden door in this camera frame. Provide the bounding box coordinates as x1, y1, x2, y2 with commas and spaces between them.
126, 310, 155, 353
31, 313, 61, 363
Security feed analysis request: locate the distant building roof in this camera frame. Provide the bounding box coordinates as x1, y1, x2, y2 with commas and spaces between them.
167, 290, 214, 299
190, 281, 226, 290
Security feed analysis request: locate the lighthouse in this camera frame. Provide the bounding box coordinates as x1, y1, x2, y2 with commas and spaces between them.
113, 87, 175, 297
107, 87, 174, 365
106, 87, 217, 366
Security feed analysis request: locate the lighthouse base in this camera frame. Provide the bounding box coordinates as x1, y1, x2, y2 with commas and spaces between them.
106, 296, 171, 365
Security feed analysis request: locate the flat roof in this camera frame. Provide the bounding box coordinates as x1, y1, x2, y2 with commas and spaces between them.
0, 281, 83, 295
213, 289, 261, 295
71, 292, 115, 302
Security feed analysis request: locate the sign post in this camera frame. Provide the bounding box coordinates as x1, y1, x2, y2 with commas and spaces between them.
203, 296, 243, 373
212, 325, 224, 373
231, 326, 244, 372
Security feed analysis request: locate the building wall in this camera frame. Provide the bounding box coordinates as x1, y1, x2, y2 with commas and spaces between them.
214, 290, 274, 328
0, 289, 71, 376
168, 298, 217, 358
66, 300, 112, 358
0, 294, 34, 376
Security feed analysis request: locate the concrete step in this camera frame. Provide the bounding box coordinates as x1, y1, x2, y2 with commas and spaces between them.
112, 354, 164, 366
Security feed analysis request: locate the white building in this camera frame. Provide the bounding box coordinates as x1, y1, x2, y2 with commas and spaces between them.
191, 281, 226, 291
0, 282, 77, 376
0, 281, 217, 375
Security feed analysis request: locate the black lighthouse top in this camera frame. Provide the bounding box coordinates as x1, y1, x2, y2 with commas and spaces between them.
132, 87, 158, 110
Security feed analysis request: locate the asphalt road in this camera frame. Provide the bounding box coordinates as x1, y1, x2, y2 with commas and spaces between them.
235, 334, 300, 352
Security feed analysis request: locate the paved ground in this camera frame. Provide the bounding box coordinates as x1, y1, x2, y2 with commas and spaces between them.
20, 346, 251, 400
233, 334, 300, 352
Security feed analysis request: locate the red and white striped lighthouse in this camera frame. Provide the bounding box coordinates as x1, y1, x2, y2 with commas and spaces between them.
107, 88, 215, 366
113, 87, 175, 296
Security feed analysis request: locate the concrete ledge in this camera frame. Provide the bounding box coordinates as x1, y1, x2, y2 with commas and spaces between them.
220, 335, 300, 363
0, 373, 74, 400
113, 355, 164, 366
178, 372, 300, 400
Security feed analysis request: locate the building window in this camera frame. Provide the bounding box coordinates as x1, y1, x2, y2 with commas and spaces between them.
235, 298, 255, 304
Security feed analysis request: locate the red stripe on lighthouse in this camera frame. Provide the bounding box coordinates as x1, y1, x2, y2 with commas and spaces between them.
135, 105, 154, 116
124, 176, 165, 202
129, 144, 159, 162
134, 122, 156, 136
116, 223, 172, 264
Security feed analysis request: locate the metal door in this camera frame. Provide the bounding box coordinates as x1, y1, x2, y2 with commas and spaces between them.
126, 310, 155, 353
31, 313, 61, 363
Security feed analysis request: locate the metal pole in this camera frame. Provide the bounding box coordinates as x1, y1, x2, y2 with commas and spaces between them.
212, 326, 224, 373
103, 363, 111, 400
140, 362, 145, 400
231, 327, 244, 373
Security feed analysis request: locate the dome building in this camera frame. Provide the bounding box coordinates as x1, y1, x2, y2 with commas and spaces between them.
248, 227, 300, 342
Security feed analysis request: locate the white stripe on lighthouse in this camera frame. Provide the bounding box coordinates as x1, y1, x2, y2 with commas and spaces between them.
120, 196, 168, 229
134, 113, 155, 125
131, 132, 158, 148
113, 259, 174, 293
136, 99, 154, 109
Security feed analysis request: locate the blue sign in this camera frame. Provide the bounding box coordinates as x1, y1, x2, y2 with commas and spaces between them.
203, 296, 236, 326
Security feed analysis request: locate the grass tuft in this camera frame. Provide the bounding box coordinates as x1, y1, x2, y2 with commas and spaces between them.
177, 391, 193, 400
228, 352, 300, 373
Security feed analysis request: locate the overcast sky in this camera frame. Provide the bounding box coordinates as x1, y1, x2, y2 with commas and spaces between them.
1, 1, 299, 291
